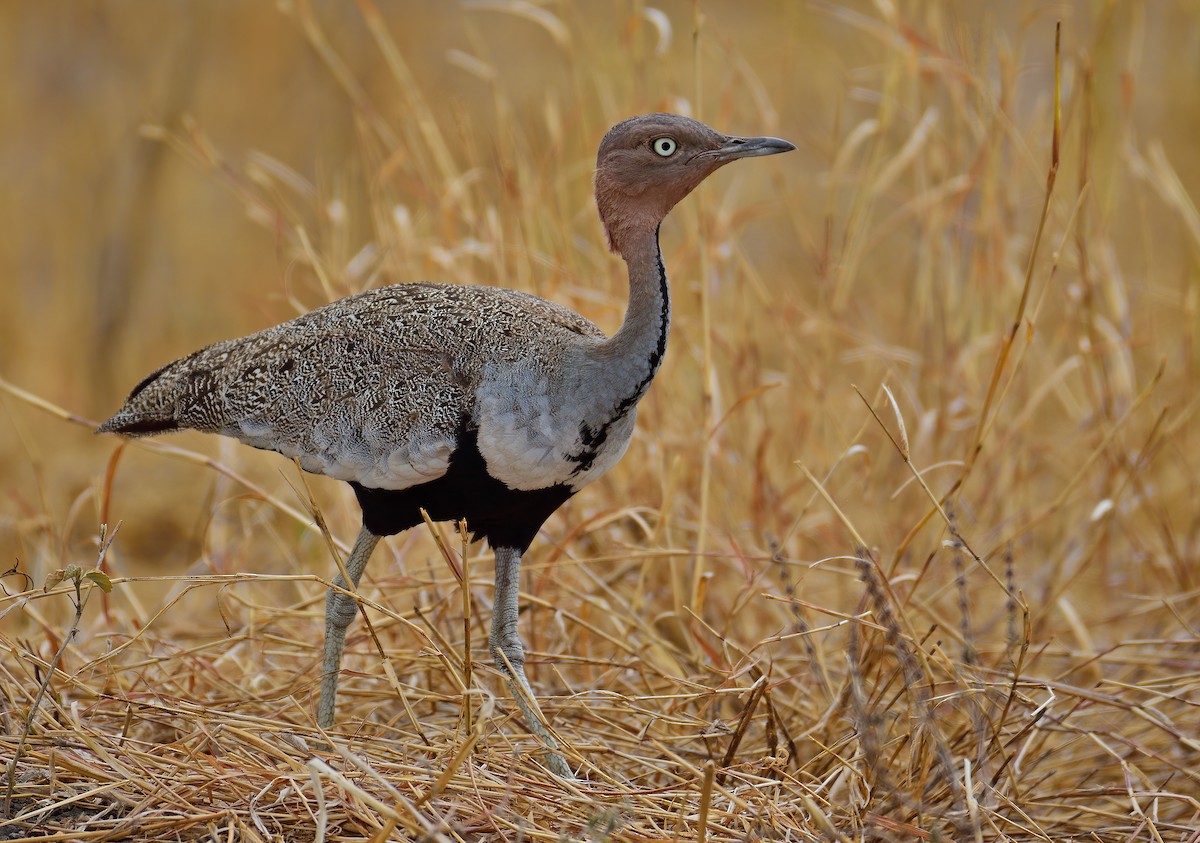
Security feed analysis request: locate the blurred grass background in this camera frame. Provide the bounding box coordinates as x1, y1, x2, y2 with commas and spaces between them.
1, 1, 1198, 838
1, 0, 1192, 575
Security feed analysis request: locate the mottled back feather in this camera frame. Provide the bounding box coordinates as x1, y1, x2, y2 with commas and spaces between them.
100, 283, 604, 489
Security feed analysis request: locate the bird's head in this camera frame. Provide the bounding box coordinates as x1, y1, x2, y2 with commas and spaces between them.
594, 113, 794, 256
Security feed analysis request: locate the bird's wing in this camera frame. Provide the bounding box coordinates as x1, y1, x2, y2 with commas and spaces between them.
99, 283, 604, 491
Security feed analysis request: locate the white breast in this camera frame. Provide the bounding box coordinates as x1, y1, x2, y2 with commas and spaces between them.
473, 363, 636, 492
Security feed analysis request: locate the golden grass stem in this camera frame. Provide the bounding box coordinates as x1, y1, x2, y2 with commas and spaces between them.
458, 521, 474, 737
718, 675, 767, 780
289, 0, 397, 150
986, 361, 1166, 559
696, 759, 715, 843
962, 21, 1063, 484
0, 376, 96, 429
354, 0, 457, 184
416, 723, 481, 808
853, 385, 1014, 600
796, 463, 870, 552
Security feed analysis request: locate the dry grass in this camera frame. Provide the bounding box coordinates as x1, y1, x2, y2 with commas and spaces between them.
2, 2, 1199, 840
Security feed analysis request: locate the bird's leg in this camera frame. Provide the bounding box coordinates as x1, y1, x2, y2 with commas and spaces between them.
317, 526, 382, 730
491, 545, 572, 777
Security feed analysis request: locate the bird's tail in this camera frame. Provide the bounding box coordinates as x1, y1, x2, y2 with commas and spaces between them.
96, 359, 186, 436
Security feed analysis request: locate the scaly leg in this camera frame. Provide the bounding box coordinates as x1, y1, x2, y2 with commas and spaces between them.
317, 526, 382, 729
490, 545, 572, 777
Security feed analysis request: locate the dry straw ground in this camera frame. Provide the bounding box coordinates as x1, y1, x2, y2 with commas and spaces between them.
1, 1, 1198, 841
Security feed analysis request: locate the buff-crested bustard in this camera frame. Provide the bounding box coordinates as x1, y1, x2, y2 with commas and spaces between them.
99, 113, 794, 776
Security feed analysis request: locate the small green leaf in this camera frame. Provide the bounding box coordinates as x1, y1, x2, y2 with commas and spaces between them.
84, 570, 113, 593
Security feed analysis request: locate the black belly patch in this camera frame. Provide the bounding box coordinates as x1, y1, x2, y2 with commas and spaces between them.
351, 420, 574, 552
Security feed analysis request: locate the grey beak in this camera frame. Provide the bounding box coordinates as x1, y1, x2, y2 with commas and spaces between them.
712, 134, 796, 161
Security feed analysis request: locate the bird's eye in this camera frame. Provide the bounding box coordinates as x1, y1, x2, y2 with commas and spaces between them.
652, 137, 678, 157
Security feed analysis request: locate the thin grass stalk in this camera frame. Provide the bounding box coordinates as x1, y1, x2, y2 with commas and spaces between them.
960, 22, 1062, 483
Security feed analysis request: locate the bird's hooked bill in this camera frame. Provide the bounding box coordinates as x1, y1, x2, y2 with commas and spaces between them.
701, 134, 797, 163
